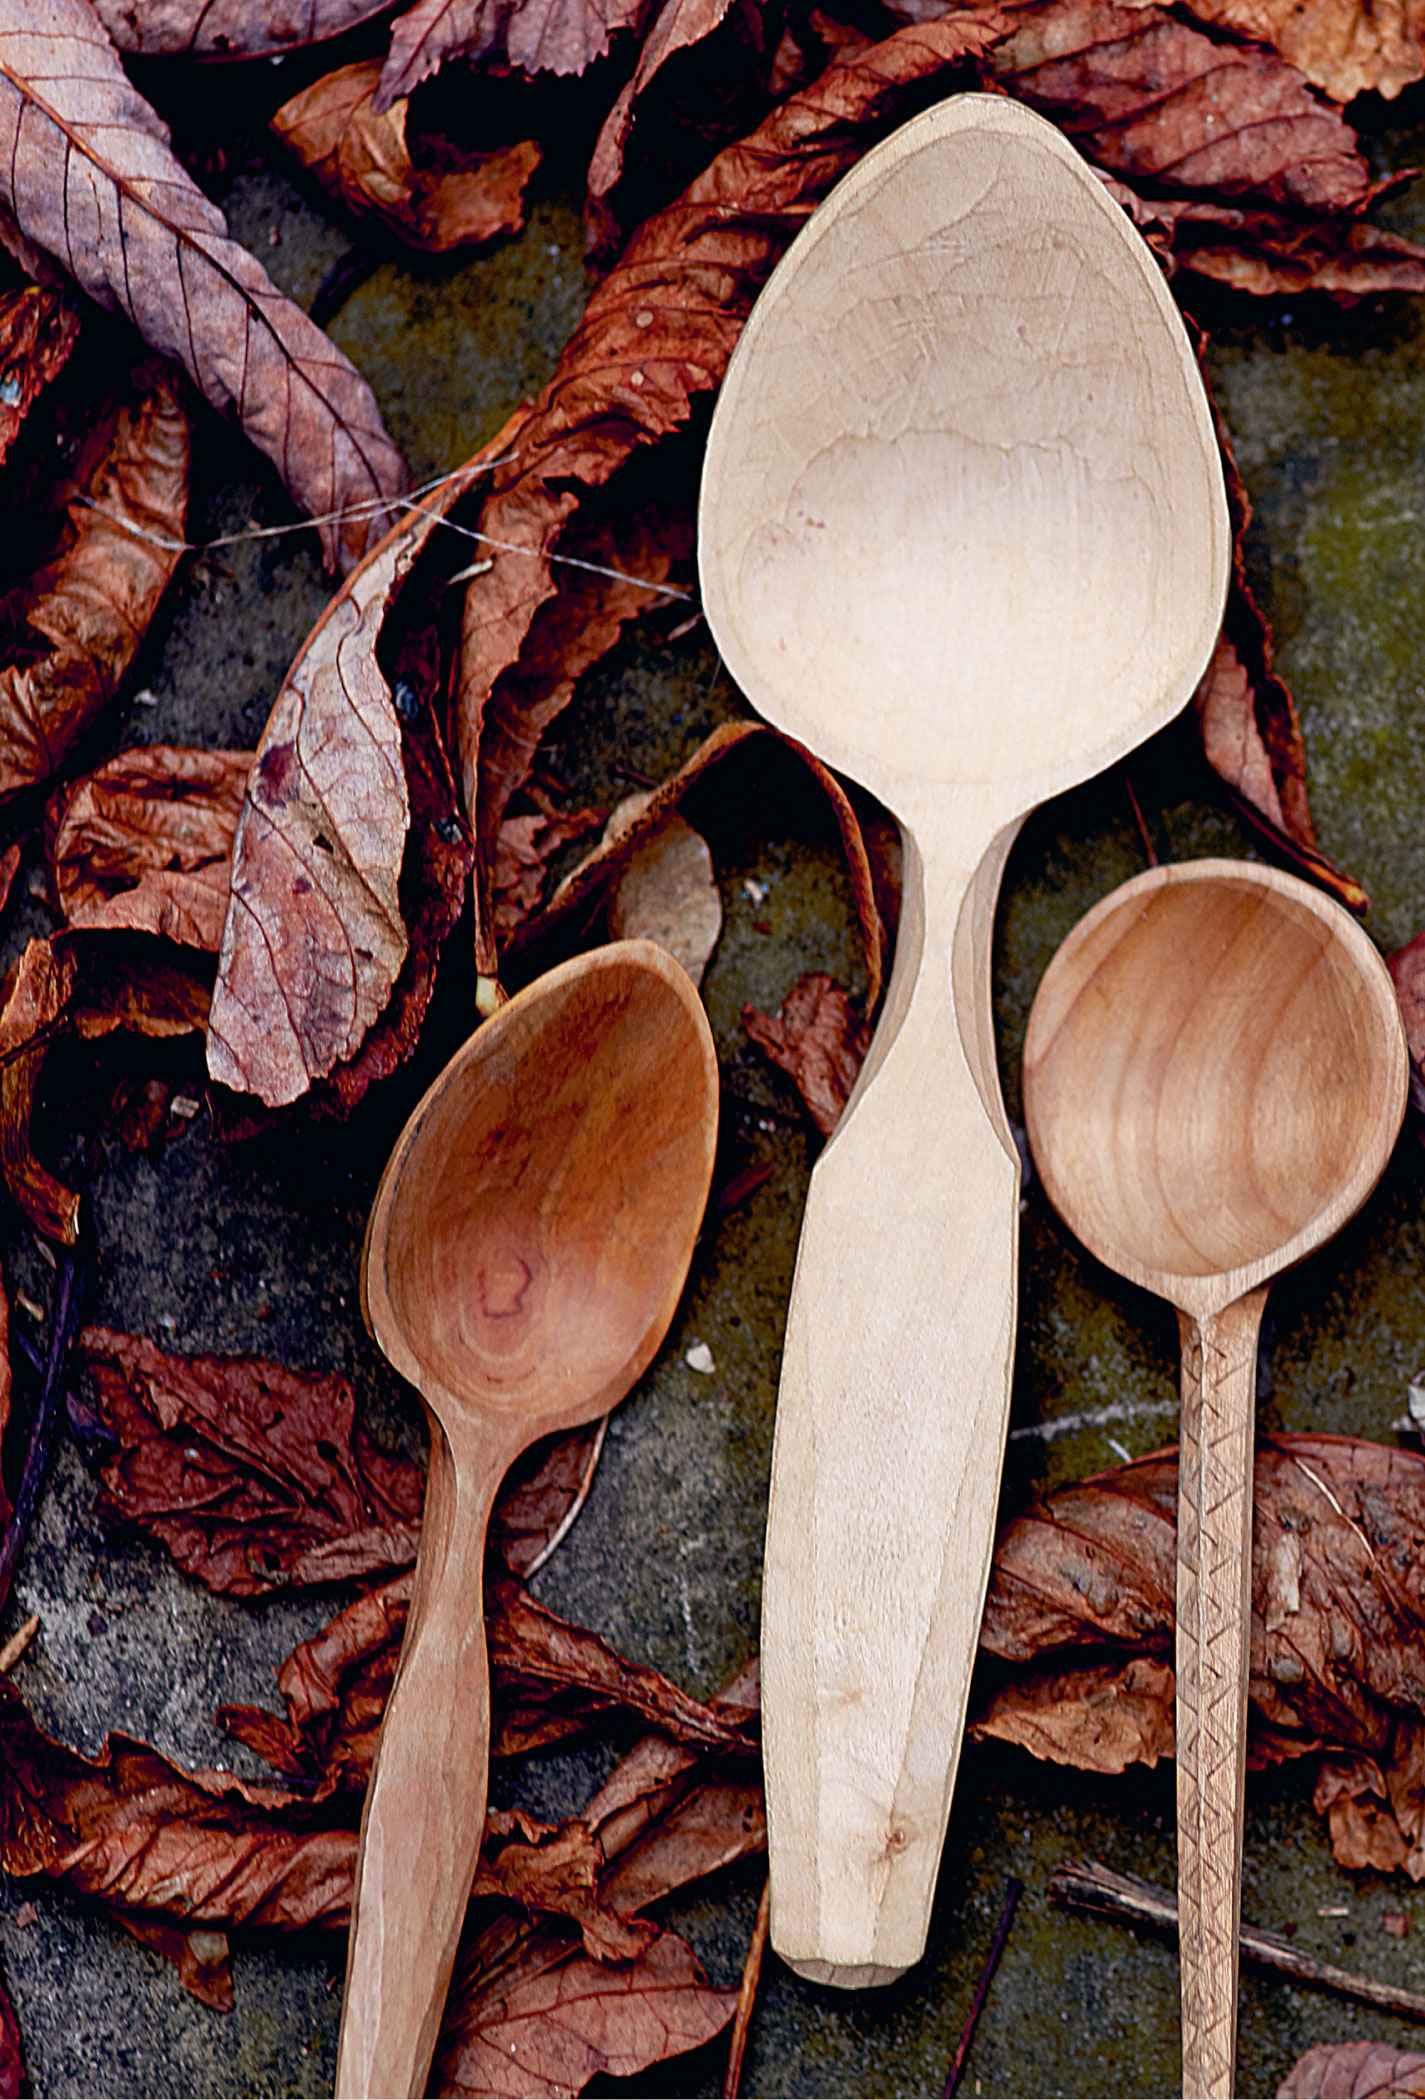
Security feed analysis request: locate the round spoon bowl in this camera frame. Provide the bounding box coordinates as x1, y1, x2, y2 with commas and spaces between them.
365, 942, 718, 1431
1023, 860, 1407, 1315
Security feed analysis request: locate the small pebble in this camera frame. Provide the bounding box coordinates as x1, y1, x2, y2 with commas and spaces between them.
685, 1342, 716, 1375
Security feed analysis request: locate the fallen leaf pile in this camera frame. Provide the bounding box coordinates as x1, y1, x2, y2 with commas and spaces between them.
4, 0, 1425, 2087
0, 1326, 760, 2093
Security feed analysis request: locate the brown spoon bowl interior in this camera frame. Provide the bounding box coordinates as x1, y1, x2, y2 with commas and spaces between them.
1022, 860, 1407, 1313
361, 940, 719, 1444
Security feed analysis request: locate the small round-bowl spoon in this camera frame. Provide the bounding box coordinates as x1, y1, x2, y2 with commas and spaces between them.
1022, 860, 1407, 2099
335, 939, 718, 2100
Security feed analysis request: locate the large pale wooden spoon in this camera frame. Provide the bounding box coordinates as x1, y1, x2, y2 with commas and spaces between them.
698, 91, 1230, 1986
1023, 859, 1406, 2098
335, 939, 718, 2099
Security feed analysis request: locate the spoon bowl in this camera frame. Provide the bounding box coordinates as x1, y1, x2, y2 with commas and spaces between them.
1024, 860, 1406, 2097
336, 939, 719, 2099
699, 89, 1230, 1986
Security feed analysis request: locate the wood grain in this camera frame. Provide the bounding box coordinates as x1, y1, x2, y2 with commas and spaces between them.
337, 941, 718, 2098
699, 91, 1230, 1987
1024, 859, 1408, 2098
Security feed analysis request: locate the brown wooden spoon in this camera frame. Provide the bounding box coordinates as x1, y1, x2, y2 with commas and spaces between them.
1022, 860, 1407, 2099
335, 939, 719, 2099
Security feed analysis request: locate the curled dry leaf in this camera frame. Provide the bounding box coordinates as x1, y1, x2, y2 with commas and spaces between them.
983, 0, 1372, 214
92, 0, 400, 58
512, 717, 886, 1006
491, 1419, 608, 1577
586, 0, 737, 231
0, 932, 210, 1244
1161, 0, 1425, 105
220, 1569, 756, 1792
0, 1676, 357, 1935
378, 0, 645, 107
471, 507, 691, 953
1192, 408, 1367, 912
436, 1921, 737, 2098
608, 805, 721, 985
1277, 2040, 1425, 2098
78, 1326, 424, 1596
0, 359, 188, 808
0, 282, 78, 465
0, 1965, 22, 2100
47, 746, 251, 951
1389, 931, 1425, 1096
272, 61, 541, 254
111, 1910, 233, 2012
0, 0, 407, 574
206, 466, 484, 1108
744, 972, 870, 1137
455, 14, 1007, 944
493, 801, 605, 937
1105, 177, 1425, 301
972, 1434, 1425, 1879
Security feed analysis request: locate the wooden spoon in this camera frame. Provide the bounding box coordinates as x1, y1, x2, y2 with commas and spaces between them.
1022, 859, 1407, 2098
698, 91, 1230, 1985
335, 939, 718, 2099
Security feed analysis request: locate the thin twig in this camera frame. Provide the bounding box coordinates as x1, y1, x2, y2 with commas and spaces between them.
1123, 772, 1159, 867
0, 1247, 86, 1614
1051, 1860, 1425, 2022
723, 1877, 771, 2099
0, 1613, 38, 1672
944, 1877, 1024, 2096
522, 1417, 609, 1579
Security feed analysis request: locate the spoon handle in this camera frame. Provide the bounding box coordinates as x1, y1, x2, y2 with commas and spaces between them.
336, 1425, 495, 2100
1175, 1286, 1267, 2100
761, 824, 1021, 1986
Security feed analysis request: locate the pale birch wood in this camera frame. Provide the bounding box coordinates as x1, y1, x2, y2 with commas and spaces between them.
1023, 859, 1408, 2099
698, 91, 1231, 1986
336, 940, 718, 2099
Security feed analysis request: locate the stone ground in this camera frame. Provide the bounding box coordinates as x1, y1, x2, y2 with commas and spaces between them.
5, 38, 1425, 2100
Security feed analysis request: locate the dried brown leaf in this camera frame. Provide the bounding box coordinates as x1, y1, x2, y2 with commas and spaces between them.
1158, 0, 1425, 104
112, 1909, 233, 2010
0, 937, 82, 1242
379, 0, 646, 106
607, 807, 721, 986
1105, 179, 1425, 299
0, 0, 407, 573
1193, 395, 1368, 911
985, 0, 1371, 213
0, 282, 78, 465
493, 804, 605, 937
586, 0, 736, 226
455, 14, 1007, 947
0, 359, 188, 806
79, 1325, 423, 1596
0, 1676, 356, 1933
47, 746, 250, 951
744, 972, 870, 1137
0, 1267, 11, 1543
222, 1567, 755, 1795
1277, 2041, 1425, 2098
434, 1919, 737, 2097
206, 468, 485, 1107
93, 0, 399, 58
0, 1963, 22, 2100
273, 61, 541, 253
471, 509, 691, 951
972, 1436, 1425, 1806
513, 717, 885, 1006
